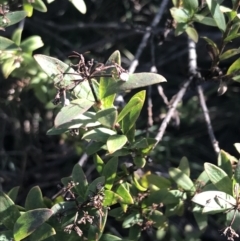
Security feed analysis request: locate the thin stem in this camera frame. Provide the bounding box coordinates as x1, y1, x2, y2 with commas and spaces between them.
128, 0, 169, 74
197, 85, 220, 155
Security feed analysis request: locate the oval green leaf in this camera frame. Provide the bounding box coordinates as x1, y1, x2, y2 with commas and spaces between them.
104, 73, 166, 97
54, 99, 94, 128
13, 209, 53, 241
206, 0, 226, 32
72, 164, 88, 198
204, 162, 232, 194
25, 186, 46, 210
169, 167, 196, 192
0, 37, 20, 51
102, 157, 118, 190
0, 11, 27, 28
96, 107, 118, 129
0, 191, 20, 229
107, 135, 127, 154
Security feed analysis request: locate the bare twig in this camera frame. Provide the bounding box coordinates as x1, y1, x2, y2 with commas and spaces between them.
197, 86, 220, 155
128, 0, 169, 74
153, 38, 196, 148
154, 78, 192, 148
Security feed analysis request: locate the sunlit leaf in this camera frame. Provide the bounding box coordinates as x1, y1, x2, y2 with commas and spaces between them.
0, 11, 27, 28
20, 36, 44, 52
0, 37, 20, 51
220, 48, 240, 60
31, 0, 47, 12
107, 135, 127, 154
170, 7, 190, 23
70, 0, 86, 14
193, 14, 217, 27
82, 127, 116, 142
54, 99, 94, 128
115, 183, 134, 204
204, 162, 232, 194
192, 191, 235, 213
169, 167, 195, 192
178, 156, 190, 177
185, 27, 198, 42
103, 73, 166, 97
206, 0, 226, 32
227, 57, 240, 75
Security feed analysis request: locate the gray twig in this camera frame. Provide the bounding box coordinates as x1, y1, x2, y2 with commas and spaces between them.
153, 38, 196, 148
197, 85, 220, 155
128, 0, 169, 74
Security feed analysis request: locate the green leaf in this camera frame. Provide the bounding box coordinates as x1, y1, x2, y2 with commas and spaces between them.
20, 36, 44, 52
103, 190, 122, 206
118, 91, 145, 122
185, 27, 198, 42
115, 183, 134, 204
103, 73, 166, 97
70, 0, 86, 14
227, 57, 240, 75
107, 135, 127, 154
46, 127, 68, 135
99, 50, 121, 108
220, 48, 240, 60
86, 142, 105, 155
100, 234, 122, 241
82, 127, 116, 142
2, 58, 16, 78
224, 33, 240, 42
72, 164, 88, 198
122, 212, 142, 228
169, 167, 196, 192
170, 7, 190, 23
143, 174, 171, 189
96, 107, 118, 129
13, 209, 53, 241
23, 3, 33, 17
25, 186, 46, 210
93, 154, 105, 174
235, 143, 240, 154
0, 191, 20, 229
85, 176, 105, 200
146, 189, 183, 206
29, 223, 55, 241
0, 11, 27, 28
0, 37, 20, 51
149, 210, 166, 228
175, 22, 189, 36
218, 150, 233, 177
192, 205, 208, 231
202, 36, 219, 59
119, 91, 145, 134
34, 54, 95, 101
193, 14, 217, 27
178, 156, 190, 177
8, 186, 20, 202
192, 191, 235, 213
102, 157, 118, 190
133, 174, 148, 191
54, 99, 94, 128
206, 0, 226, 32
133, 156, 146, 168
234, 160, 240, 184
12, 28, 22, 46
183, 0, 198, 12
204, 162, 232, 194
51, 201, 76, 215
31, 0, 47, 12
